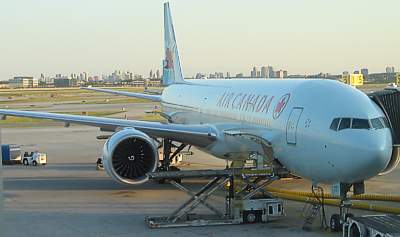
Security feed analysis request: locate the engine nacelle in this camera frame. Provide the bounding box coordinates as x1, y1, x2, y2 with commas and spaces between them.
379, 146, 400, 175
103, 128, 158, 185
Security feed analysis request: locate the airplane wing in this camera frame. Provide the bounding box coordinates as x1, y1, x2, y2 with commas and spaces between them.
82, 87, 162, 102
0, 109, 217, 147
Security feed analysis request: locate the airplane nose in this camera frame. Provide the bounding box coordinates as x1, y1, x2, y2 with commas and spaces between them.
342, 131, 392, 183
359, 133, 392, 177
370, 145, 392, 172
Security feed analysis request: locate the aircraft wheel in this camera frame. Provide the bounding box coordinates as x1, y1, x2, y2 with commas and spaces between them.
243, 211, 257, 223
32, 161, 37, 166
345, 213, 354, 222
330, 214, 341, 232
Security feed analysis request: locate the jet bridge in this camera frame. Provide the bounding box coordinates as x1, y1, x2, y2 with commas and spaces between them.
368, 88, 400, 145
368, 88, 400, 175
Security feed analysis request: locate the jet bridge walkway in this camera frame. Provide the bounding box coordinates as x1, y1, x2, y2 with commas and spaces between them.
369, 88, 400, 145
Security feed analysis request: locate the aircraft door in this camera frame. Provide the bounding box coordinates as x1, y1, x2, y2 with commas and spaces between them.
286, 107, 303, 145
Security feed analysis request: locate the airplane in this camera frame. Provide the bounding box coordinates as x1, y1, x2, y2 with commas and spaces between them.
0, 2, 399, 229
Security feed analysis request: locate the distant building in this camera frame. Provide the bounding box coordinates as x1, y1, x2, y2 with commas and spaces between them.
147, 78, 161, 87
226, 72, 231, 78
0, 81, 9, 89
250, 67, 258, 78
54, 78, 77, 87
208, 72, 224, 79
195, 73, 206, 79
275, 70, 288, 79
236, 73, 244, 78
9, 76, 38, 88
360, 68, 369, 78
261, 66, 267, 78
386, 66, 395, 73
261, 66, 273, 78
267, 66, 274, 78
368, 72, 396, 82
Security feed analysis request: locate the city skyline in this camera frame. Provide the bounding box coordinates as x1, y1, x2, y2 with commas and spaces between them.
1, 0, 399, 80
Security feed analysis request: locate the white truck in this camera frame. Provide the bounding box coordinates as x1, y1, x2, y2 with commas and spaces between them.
22, 152, 47, 166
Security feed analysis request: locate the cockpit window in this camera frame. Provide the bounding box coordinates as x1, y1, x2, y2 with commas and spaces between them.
331, 117, 388, 131
380, 117, 390, 128
338, 118, 351, 130
330, 118, 340, 130
351, 119, 370, 129
371, 118, 384, 129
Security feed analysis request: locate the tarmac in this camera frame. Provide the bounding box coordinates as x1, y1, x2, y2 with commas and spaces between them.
1, 101, 400, 237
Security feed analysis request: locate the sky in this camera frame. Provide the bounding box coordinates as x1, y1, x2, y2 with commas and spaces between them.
0, 0, 399, 80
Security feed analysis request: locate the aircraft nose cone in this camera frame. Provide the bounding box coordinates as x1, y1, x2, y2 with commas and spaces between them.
369, 146, 391, 172
342, 132, 392, 183
359, 134, 392, 177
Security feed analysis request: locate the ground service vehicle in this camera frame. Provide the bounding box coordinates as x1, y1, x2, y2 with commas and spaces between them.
22, 152, 47, 166
1, 144, 21, 165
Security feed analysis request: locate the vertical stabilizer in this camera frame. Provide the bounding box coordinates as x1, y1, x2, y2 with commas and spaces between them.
163, 2, 185, 86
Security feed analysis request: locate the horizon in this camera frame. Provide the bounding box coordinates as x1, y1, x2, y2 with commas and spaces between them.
1, 0, 399, 80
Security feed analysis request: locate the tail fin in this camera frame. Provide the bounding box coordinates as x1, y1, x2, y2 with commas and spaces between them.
162, 2, 186, 86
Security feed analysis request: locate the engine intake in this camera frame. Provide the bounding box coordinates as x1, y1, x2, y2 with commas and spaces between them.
103, 128, 158, 185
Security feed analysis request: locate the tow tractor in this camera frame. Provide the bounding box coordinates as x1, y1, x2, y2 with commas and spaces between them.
22, 151, 47, 166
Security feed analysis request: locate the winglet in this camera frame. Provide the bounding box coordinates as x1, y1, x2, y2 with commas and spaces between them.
163, 2, 186, 86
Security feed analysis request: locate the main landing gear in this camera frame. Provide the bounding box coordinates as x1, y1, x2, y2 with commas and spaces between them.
156, 138, 189, 184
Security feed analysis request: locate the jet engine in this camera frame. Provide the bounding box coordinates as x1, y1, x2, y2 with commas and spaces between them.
380, 146, 400, 175
103, 128, 158, 185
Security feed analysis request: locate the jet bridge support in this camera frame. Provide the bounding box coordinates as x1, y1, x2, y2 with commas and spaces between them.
145, 168, 286, 228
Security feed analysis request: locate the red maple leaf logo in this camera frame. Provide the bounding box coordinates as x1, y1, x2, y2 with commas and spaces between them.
165, 48, 174, 69
273, 94, 290, 119
274, 97, 286, 113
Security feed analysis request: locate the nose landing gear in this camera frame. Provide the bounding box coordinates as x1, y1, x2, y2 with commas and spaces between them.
330, 199, 353, 232
329, 182, 364, 232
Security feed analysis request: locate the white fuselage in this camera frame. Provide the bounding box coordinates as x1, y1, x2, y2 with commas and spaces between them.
160, 79, 393, 184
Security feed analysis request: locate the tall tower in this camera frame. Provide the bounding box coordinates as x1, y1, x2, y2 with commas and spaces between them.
250, 67, 257, 78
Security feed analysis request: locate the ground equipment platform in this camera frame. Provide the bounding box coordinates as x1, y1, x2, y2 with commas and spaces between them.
145, 168, 285, 228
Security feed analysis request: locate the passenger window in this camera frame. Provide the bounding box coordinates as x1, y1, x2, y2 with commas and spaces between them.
338, 118, 351, 130
371, 118, 384, 129
330, 118, 340, 130
351, 119, 370, 129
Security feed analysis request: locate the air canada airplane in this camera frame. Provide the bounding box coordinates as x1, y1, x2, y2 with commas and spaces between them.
0, 3, 399, 196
